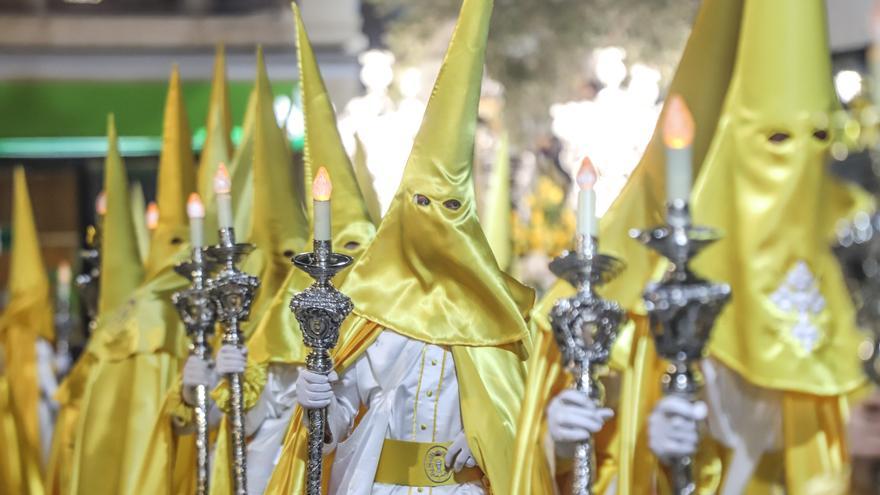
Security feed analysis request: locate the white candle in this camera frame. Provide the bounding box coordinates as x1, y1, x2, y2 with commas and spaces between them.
662, 94, 695, 204
312, 166, 333, 241
576, 156, 598, 237
57, 261, 72, 303
213, 162, 234, 229
187, 193, 206, 249
146, 201, 160, 231
95, 190, 107, 217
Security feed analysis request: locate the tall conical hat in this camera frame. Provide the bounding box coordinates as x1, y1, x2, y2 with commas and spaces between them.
690, 0, 865, 396
145, 66, 196, 278
197, 46, 233, 244
247, 5, 378, 364
98, 114, 144, 315
341, 0, 534, 347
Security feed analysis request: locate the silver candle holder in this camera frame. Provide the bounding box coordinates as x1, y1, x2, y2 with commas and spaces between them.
75, 224, 101, 329
630, 201, 731, 495
172, 246, 217, 495
205, 227, 259, 495
548, 234, 626, 495
289, 239, 353, 495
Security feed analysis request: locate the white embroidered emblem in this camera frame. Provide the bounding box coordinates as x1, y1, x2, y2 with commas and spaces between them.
769, 261, 825, 352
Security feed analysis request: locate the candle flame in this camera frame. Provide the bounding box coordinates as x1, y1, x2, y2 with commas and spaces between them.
313, 166, 332, 201
95, 190, 107, 216
57, 260, 72, 285
187, 192, 206, 219
213, 162, 232, 194
577, 156, 597, 191
146, 201, 160, 230
662, 94, 695, 149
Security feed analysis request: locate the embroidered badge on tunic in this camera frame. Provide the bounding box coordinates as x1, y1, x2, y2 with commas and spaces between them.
769, 261, 826, 352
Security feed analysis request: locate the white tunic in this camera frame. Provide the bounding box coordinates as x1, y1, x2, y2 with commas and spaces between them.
326, 330, 484, 495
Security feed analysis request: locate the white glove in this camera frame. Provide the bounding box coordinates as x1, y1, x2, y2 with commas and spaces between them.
648, 396, 707, 464
547, 389, 614, 458
181, 355, 218, 407
295, 369, 338, 410
216, 345, 247, 375
445, 431, 477, 472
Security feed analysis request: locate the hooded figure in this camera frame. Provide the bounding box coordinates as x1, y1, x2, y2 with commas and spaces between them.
681, 0, 868, 491
206, 8, 379, 493
68, 66, 197, 495
292, 1, 534, 494
0, 167, 56, 495
510, 0, 746, 492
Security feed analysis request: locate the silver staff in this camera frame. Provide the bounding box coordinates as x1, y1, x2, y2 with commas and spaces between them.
172, 246, 217, 495
548, 233, 626, 495
290, 238, 353, 495
631, 200, 731, 495
75, 224, 101, 330
205, 226, 259, 495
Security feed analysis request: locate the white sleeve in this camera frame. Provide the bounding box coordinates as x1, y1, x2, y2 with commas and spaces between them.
244, 364, 299, 437
324, 354, 375, 453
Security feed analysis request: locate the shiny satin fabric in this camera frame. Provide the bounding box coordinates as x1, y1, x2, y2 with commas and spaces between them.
196, 47, 233, 246
0, 168, 55, 495
144, 65, 197, 280
510, 0, 744, 491
69, 353, 179, 495
130, 183, 150, 265
341, 0, 534, 349
692, 0, 867, 398
484, 132, 513, 271
46, 355, 94, 495
247, 5, 378, 367
99, 115, 145, 316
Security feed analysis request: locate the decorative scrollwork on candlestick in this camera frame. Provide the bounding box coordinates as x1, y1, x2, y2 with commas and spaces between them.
75, 225, 101, 330
631, 201, 731, 495
548, 234, 626, 495
205, 227, 259, 495
172, 246, 217, 495
290, 239, 353, 495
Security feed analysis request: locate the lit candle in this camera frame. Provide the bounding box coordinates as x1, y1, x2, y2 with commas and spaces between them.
95, 190, 107, 217
576, 156, 598, 237
312, 167, 333, 241
146, 201, 160, 231
57, 260, 72, 303
214, 163, 234, 229
187, 193, 206, 249
662, 94, 695, 204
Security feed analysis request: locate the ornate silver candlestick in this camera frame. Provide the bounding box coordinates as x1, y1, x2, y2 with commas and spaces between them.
548, 234, 626, 495
205, 227, 259, 495
289, 239, 353, 495
172, 246, 217, 495
630, 201, 731, 495
75, 224, 101, 330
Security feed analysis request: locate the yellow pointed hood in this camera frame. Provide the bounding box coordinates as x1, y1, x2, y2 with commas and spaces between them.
294, 3, 376, 251
198, 46, 233, 245
341, 0, 533, 347
130, 182, 150, 264
145, 66, 196, 278
238, 48, 309, 326
353, 134, 382, 225
484, 131, 512, 270
246, 47, 308, 255
690, 0, 865, 395
229, 70, 258, 237
98, 115, 144, 315
0, 166, 52, 491
4, 166, 53, 342
247, 5, 378, 364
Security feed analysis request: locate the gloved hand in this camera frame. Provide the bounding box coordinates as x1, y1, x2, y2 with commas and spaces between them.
445, 431, 477, 472
648, 395, 707, 464
295, 369, 338, 410
181, 355, 217, 407
547, 389, 614, 458
215, 345, 247, 375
